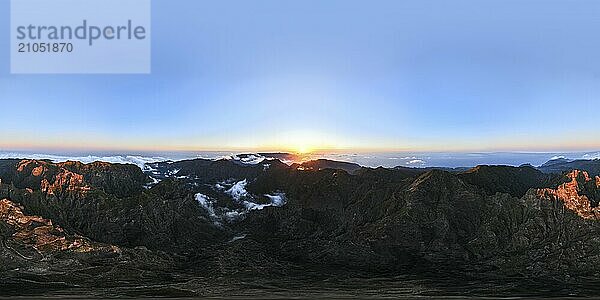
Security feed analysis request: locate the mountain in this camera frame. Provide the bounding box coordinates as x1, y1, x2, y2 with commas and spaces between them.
540, 157, 572, 167
291, 159, 363, 174
538, 158, 600, 176
458, 165, 561, 197
0, 159, 227, 253
2, 157, 600, 296
536, 170, 600, 218
0, 197, 176, 295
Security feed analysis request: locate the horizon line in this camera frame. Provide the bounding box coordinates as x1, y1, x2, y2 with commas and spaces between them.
1, 145, 599, 155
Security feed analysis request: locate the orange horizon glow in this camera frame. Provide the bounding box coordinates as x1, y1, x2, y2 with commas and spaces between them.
1, 129, 600, 154
2, 140, 600, 155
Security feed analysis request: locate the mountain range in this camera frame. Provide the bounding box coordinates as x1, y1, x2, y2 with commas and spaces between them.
1, 155, 599, 297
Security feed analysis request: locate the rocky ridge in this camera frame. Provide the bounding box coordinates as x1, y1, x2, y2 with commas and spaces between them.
536, 170, 600, 219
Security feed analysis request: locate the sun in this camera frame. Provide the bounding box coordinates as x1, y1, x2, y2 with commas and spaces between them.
296, 145, 313, 154
269, 130, 336, 154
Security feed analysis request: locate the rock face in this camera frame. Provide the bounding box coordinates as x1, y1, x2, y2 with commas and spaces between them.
0, 196, 176, 295
0, 198, 114, 253
1, 159, 148, 198
2, 157, 600, 296
536, 170, 600, 219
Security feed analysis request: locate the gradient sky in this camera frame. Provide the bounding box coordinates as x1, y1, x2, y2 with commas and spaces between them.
1, 0, 599, 153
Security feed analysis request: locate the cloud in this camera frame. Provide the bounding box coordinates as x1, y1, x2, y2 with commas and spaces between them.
195, 193, 218, 219
550, 155, 566, 160
226, 179, 250, 201
231, 154, 266, 165
214, 180, 288, 221
226, 180, 286, 210
406, 159, 426, 165
264, 193, 286, 206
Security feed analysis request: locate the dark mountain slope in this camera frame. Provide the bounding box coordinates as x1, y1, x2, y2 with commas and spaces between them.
538, 158, 600, 176
458, 165, 560, 197
291, 159, 363, 174
0, 197, 177, 296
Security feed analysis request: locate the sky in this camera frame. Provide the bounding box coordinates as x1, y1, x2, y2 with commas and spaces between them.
1, 0, 599, 153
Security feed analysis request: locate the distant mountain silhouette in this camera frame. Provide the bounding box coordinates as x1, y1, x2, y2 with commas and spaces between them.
538, 158, 600, 176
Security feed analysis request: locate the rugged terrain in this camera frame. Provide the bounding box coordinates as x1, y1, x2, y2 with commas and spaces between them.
1, 156, 600, 297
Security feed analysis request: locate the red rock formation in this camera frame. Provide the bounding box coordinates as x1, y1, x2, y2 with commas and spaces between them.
536, 170, 600, 219
40, 168, 89, 195
16, 160, 88, 195
0, 198, 118, 253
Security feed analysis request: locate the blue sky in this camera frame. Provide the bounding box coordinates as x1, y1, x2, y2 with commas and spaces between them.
1, 0, 599, 152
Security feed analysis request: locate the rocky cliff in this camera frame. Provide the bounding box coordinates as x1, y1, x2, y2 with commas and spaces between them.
535, 170, 600, 219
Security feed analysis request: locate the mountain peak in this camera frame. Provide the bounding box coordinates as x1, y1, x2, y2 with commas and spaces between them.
458, 164, 554, 197
294, 159, 362, 174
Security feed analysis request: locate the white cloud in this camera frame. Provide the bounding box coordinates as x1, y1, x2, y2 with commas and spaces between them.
231, 154, 265, 165
264, 193, 286, 207
226, 180, 249, 201
583, 152, 600, 160
195, 193, 218, 219
406, 159, 426, 165
197, 185, 287, 224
